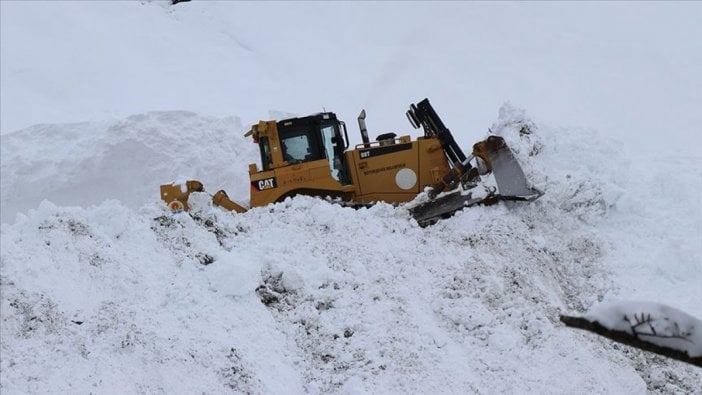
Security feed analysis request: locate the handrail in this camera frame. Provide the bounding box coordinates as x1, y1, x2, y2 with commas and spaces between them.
353, 137, 407, 151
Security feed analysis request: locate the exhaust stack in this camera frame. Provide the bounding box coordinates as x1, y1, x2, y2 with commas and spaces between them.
358, 109, 370, 148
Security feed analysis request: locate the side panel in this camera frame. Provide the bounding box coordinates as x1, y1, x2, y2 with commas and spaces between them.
249, 159, 353, 207
357, 142, 418, 203
347, 136, 450, 204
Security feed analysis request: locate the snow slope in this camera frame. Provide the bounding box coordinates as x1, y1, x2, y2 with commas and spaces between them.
2, 105, 701, 393
0, 111, 256, 224
2, 1, 702, 393
2, 1, 701, 154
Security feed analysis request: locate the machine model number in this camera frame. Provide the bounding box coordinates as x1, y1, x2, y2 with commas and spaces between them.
252, 177, 277, 191
359, 143, 412, 160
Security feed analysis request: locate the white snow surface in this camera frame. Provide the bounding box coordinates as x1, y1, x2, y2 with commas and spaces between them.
2, 1, 702, 394
0, 111, 257, 224
585, 301, 702, 358
2, 105, 701, 393
2, 2, 702, 154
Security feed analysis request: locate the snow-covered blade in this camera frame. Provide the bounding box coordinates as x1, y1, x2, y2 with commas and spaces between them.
409, 190, 491, 227
487, 136, 543, 201
410, 135, 541, 227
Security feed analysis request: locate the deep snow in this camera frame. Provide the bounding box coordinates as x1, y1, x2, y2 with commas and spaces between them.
2, 1, 702, 394
2, 105, 701, 393
2, 1, 702, 154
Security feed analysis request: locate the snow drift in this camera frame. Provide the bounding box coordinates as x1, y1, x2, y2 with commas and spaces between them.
2, 105, 700, 393
2, 1, 702, 393
3, 1, 701, 154
0, 111, 257, 224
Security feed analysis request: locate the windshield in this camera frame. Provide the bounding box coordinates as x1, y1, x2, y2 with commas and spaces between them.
320, 123, 350, 184
282, 133, 312, 163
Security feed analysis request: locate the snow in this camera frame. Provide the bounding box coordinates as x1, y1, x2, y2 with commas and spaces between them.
3, 106, 700, 392
585, 301, 702, 358
0, 111, 257, 224
1, 193, 646, 393
2, 1, 702, 394
2, 2, 702, 154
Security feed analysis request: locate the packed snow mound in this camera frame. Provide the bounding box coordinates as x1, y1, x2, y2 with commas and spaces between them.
0, 111, 257, 224
600, 152, 702, 314
487, 102, 628, 225
0, 196, 638, 394
2, 106, 701, 393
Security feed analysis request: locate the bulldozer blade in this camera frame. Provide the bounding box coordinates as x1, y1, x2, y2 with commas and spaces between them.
410, 137, 542, 226
410, 191, 498, 227
485, 136, 542, 201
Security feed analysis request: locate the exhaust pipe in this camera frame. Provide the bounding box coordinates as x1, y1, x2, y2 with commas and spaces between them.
358, 109, 370, 148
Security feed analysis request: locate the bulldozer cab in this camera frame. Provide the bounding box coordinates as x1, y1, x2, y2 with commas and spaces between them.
243, 112, 357, 207
249, 113, 351, 185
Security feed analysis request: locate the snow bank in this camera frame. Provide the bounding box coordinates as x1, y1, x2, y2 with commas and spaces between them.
1, 200, 301, 394
0, 111, 257, 224
3, 105, 700, 393
0, 195, 639, 393
600, 151, 702, 316
488, 102, 628, 225
2, 1, 701, 155
3, 1, 702, 392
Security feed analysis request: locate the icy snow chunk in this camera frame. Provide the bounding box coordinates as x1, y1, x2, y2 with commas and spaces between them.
206, 251, 262, 297
187, 191, 213, 213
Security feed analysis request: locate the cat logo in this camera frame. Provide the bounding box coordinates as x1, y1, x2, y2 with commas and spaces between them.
360, 150, 370, 159
252, 177, 277, 192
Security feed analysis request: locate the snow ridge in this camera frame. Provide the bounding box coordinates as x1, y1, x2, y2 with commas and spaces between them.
0, 111, 256, 223
2, 106, 700, 393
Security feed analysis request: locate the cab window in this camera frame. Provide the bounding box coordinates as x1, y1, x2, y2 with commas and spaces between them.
259, 136, 272, 170
320, 124, 341, 181
281, 132, 312, 163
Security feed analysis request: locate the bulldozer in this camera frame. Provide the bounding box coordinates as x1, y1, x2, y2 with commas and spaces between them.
160, 98, 542, 226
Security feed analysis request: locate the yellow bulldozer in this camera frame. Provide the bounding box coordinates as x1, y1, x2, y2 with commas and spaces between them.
160, 99, 541, 226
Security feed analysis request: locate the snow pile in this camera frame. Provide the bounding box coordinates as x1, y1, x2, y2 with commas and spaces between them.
489, 102, 627, 225
0, 111, 257, 223
3, 2, 701, 154
1, 201, 301, 394
600, 152, 702, 315
2, 1, 702, 392
0, 196, 632, 393
2, 106, 701, 393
